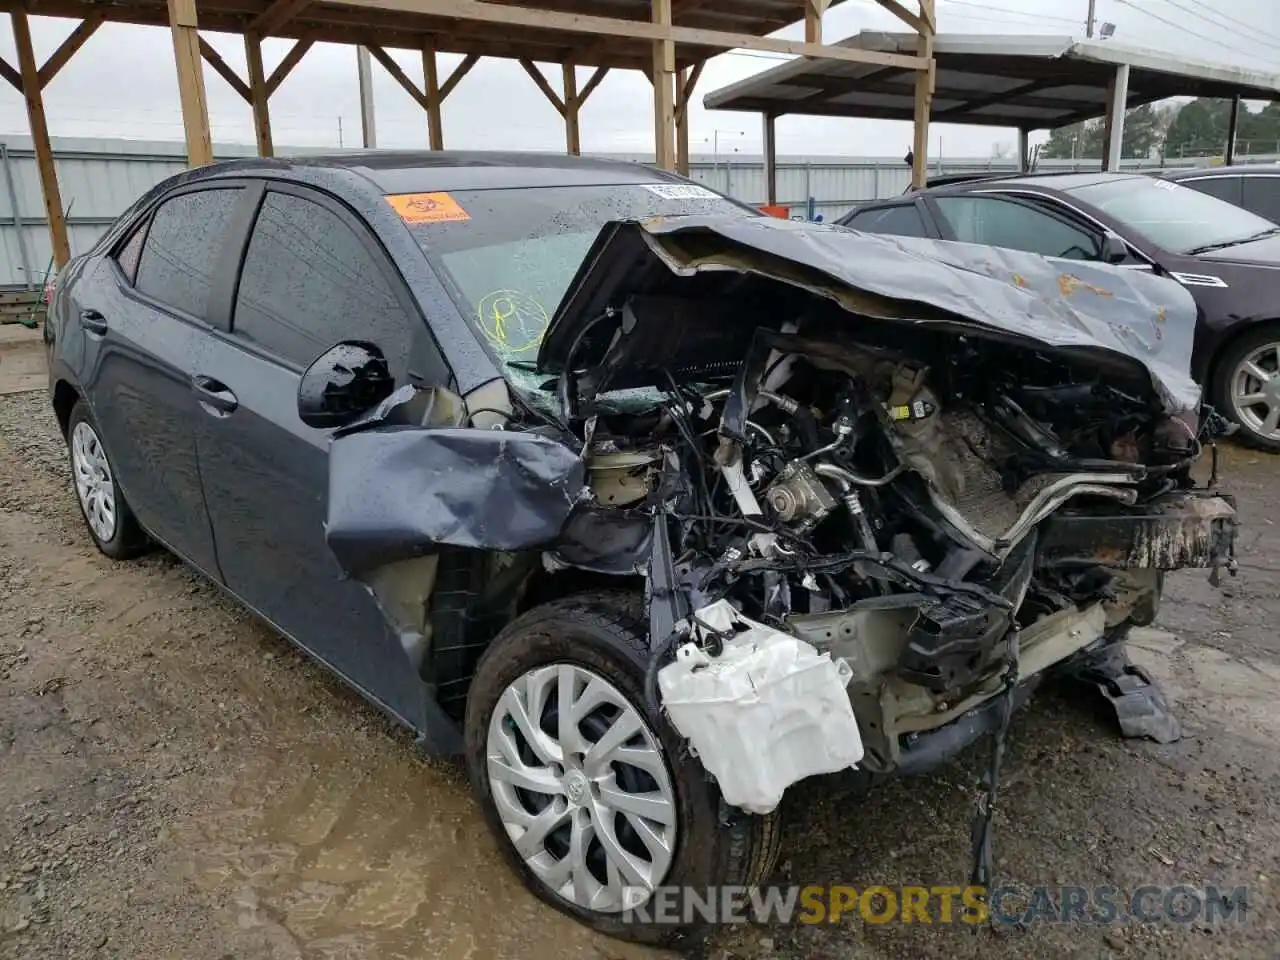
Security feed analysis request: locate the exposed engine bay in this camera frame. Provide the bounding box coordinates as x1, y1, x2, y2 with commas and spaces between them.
559, 303, 1235, 777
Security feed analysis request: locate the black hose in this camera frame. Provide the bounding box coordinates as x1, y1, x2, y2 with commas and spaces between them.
644, 629, 681, 720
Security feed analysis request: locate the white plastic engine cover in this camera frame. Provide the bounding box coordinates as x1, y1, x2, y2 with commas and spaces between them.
657, 599, 864, 815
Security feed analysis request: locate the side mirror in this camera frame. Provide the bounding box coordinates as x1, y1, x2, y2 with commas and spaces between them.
297, 341, 395, 429
1101, 233, 1128, 264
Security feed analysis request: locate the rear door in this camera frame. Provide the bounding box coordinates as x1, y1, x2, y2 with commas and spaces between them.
192, 182, 446, 728
75, 184, 251, 577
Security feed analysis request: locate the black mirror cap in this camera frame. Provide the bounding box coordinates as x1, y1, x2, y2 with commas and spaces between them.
1102, 233, 1128, 264
297, 340, 395, 429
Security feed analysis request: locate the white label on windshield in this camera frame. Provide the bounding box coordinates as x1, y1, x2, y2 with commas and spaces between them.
1152, 179, 1177, 190
643, 183, 720, 200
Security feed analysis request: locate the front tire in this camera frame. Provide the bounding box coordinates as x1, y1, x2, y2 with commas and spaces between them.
1213, 326, 1280, 453
66, 401, 148, 560
464, 592, 781, 946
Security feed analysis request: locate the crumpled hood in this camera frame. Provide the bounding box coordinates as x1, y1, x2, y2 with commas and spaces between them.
537, 215, 1202, 414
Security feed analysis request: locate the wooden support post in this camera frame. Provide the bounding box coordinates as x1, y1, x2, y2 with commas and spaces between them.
763, 112, 777, 205
910, 0, 935, 189
166, 0, 213, 167
1101, 63, 1129, 171
10, 10, 69, 266
651, 0, 676, 170
423, 46, 443, 150
674, 61, 702, 176
563, 63, 580, 156
244, 33, 273, 157
1225, 95, 1241, 165
805, 0, 829, 44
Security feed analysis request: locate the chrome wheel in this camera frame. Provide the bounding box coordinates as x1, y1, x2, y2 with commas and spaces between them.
1231, 341, 1280, 442
486, 663, 677, 913
71, 420, 117, 542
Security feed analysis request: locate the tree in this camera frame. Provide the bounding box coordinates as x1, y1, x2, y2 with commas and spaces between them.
1040, 119, 1102, 159
1121, 104, 1161, 159
1164, 98, 1232, 159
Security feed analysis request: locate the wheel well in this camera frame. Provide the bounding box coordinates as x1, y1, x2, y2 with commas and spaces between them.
52, 380, 79, 437
518, 568, 646, 614
1204, 319, 1280, 397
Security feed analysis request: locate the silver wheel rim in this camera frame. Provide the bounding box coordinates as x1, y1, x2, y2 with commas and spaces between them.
1231, 341, 1280, 442
71, 421, 117, 542
486, 663, 677, 913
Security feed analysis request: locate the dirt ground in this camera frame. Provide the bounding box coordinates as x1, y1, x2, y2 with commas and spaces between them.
2, 339, 1279, 959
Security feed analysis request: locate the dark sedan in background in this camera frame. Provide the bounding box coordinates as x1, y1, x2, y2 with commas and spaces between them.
1161, 163, 1280, 223
840, 172, 1280, 451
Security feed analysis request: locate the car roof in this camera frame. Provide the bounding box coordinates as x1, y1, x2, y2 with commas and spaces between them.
184, 150, 687, 194
951, 171, 1145, 191
1162, 164, 1280, 179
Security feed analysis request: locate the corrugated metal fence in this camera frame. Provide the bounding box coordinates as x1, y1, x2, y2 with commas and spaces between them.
1, 133, 1275, 288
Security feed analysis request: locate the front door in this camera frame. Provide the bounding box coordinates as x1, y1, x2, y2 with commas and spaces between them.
192, 185, 433, 728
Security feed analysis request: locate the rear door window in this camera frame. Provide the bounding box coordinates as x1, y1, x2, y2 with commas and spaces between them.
1182, 176, 1242, 207
134, 188, 241, 318
933, 195, 1101, 259
231, 190, 414, 378
845, 204, 929, 237
1242, 177, 1280, 223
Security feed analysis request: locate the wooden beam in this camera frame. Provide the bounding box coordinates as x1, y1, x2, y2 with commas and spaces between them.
10, 10, 69, 266
873, 0, 924, 34
37, 14, 102, 89
266, 36, 313, 95
250, 0, 311, 36
804, 0, 829, 44
244, 32, 272, 156
563, 62, 579, 155
423, 46, 443, 150
167, 0, 213, 167
198, 36, 251, 102
675, 66, 690, 174
0, 55, 20, 93
578, 65, 609, 105
910, 0, 934, 188
519, 59, 565, 116
438, 53, 479, 100
367, 43, 428, 108
329, 0, 929, 71
674, 58, 703, 124
652, 0, 675, 170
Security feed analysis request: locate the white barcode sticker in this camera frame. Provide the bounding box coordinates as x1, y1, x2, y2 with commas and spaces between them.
643, 183, 720, 200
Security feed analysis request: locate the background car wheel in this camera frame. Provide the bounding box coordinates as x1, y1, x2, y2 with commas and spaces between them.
1215, 327, 1280, 453
66, 401, 148, 559
464, 591, 781, 947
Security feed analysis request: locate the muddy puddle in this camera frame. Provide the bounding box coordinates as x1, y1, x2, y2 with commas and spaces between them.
170, 748, 663, 960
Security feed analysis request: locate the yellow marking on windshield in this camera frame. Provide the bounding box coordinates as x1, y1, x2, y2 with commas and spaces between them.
476, 290, 549, 354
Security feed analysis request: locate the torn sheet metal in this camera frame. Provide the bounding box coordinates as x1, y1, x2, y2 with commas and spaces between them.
326, 426, 588, 576
539, 215, 1201, 413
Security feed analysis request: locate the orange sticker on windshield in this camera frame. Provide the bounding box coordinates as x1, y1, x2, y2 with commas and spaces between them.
386, 192, 470, 224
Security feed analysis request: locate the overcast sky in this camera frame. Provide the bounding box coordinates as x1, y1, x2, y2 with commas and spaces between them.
0, 0, 1275, 158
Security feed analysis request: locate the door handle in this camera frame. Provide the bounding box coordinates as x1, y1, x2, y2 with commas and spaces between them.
192, 375, 239, 415
79, 309, 108, 335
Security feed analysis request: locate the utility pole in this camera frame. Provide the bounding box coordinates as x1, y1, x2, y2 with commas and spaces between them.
1086, 0, 1097, 38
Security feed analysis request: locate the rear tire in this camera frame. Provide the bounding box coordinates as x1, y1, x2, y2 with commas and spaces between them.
66, 401, 148, 560
1212, 325, 1280, 453
464, 591, 782, 947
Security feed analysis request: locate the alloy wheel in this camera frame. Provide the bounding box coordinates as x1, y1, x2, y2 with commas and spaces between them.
485, 663, 677, 913
71, 421, 117, 542
1230, 341, 1280, 443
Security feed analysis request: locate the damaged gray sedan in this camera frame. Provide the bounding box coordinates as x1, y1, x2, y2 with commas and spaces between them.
47, 153, 1237, 946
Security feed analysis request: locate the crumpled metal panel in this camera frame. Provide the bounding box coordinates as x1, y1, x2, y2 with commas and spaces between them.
326, 426, 588, 576
540, 215, 1201, 413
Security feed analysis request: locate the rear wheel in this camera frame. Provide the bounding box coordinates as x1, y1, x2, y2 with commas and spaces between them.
1214, 326, 1280, 453
66, 401, 148, 560
464, 592, 782, 946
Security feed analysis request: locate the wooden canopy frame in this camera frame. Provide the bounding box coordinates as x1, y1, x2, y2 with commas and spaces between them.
0, 0, 935, 268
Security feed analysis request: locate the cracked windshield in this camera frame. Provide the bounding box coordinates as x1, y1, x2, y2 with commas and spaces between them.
400, 182, 750, 395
